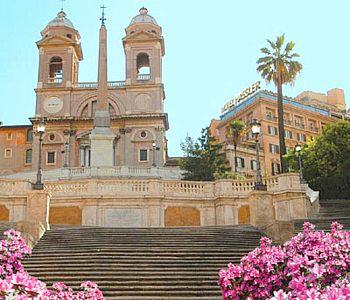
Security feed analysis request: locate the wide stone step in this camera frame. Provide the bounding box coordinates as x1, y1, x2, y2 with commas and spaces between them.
30, 247, 256, 253
25, 274, 220, 280
25, 225, 261, 299
35, 241, 260, 247
107, 297, 219, 300
24, 266, 228, 272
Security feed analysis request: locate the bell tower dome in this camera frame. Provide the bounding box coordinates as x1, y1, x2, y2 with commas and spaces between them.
123, 7, 165, 85
36, 11, 83, 89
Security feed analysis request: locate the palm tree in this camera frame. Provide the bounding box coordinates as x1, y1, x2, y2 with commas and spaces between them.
226, 120, 246, 173
257, 34, 302, 173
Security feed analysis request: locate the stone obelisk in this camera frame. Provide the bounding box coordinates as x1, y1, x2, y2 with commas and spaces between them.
90, 8, 115, 167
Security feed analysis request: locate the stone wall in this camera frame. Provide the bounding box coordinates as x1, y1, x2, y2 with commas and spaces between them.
0, 174, 317, 235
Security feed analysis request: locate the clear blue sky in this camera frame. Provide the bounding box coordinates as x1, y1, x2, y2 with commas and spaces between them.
0, 0, 349, 156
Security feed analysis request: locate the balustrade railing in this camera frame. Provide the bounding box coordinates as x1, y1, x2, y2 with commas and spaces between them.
137, 74, 151, 81
265, 115, 278, 121
0, 180, 30, 195
44, 182, 88, 195
74, 81, 126, 89
309, 126, 319, 132
0, 174, 303, 198
48, 77, 62, 84
295, 122, 305, 129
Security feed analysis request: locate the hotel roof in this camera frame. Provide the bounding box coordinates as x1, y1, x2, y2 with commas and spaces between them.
220, 90, 330, 121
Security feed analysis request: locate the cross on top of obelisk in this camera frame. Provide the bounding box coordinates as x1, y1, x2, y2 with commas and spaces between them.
100, 5, 107, 26
60, 0, 65, 11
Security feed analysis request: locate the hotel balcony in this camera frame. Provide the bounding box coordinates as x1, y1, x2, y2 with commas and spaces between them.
265, 114, 278, 121
295, 121, 305, 129
309, 126, 319, 133
283, 119, 292, 125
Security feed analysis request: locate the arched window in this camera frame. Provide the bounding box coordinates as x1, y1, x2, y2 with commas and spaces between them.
80, 101, 117, 117
26, 129, 33, 142
25, 149, 32, 164
49, 57, 63, 83
136, 53, 150, 80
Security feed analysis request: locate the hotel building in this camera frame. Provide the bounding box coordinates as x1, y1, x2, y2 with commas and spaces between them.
210, 86, 350, 176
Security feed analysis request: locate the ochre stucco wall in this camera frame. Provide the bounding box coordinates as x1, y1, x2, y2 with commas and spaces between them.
0, 205, 9, 222
165, 206, 200, 227
49, 206, 82, 225
238, 205, 250, 224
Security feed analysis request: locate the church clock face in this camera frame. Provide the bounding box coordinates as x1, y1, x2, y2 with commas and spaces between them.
44, 96, 63, 114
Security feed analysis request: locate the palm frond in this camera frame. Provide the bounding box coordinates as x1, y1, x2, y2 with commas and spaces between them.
276, 34, 285, 49
285, 41, 295, 53
260, 47, 271, 55
267, 39, 276, 50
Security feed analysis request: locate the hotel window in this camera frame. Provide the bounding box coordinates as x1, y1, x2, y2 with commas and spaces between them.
269, 144, 280, 154
250, 160, 257, 171
6, 133, 13, 140
284, 130, 293, 139
295, 116, 304, 128
237, 157, 245, 169
139, 149, 148, 162
297, 133, 306, 142
284, 113, 292, 125
46, 151, 56, 165
26, 129, 33, 142
4, 148, 12, 158
271, 162, 281, 175
268, 126, 278, 135
308, 119, 317, 131
246, 113, 253, 124
25, 149, 32, 164
266, 108, 276, 120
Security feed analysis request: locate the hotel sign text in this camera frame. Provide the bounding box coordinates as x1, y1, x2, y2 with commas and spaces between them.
221, 81, 261, 113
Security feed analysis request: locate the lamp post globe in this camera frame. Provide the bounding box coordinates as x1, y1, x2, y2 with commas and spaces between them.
251, 120, 261, 135
295, 144, 302, 152
152, 142, 160, 167
251, 119, 266, 191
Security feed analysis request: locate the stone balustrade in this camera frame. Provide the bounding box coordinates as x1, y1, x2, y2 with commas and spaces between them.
0, 173, 302, 199
0, 179, 32, 196
0, 173, 316, 238
1, 166, 183, 181
73, 81, 126, 89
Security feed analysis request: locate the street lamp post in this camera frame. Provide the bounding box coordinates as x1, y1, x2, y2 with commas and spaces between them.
295, 144, 305, 184
152, 142, 160, 167
62, 141, 69, 168
251, 119, 267, 191
33, 122, 46, 190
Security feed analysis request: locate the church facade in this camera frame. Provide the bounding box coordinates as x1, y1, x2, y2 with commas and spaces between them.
0, 8, 169, 175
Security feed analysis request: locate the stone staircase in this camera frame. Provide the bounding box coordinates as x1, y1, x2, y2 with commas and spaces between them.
294, 199, 350, 232
23, 225, 262, 299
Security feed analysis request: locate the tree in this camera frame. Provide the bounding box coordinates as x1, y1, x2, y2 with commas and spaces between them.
257, 34, 302, 173
225, 120, 246, 173
180, 127, 230, 181
286, 121, 350, 199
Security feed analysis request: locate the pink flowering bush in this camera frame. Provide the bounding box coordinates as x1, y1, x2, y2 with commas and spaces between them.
219, 222, 350, 299
0, 229, 104, 299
